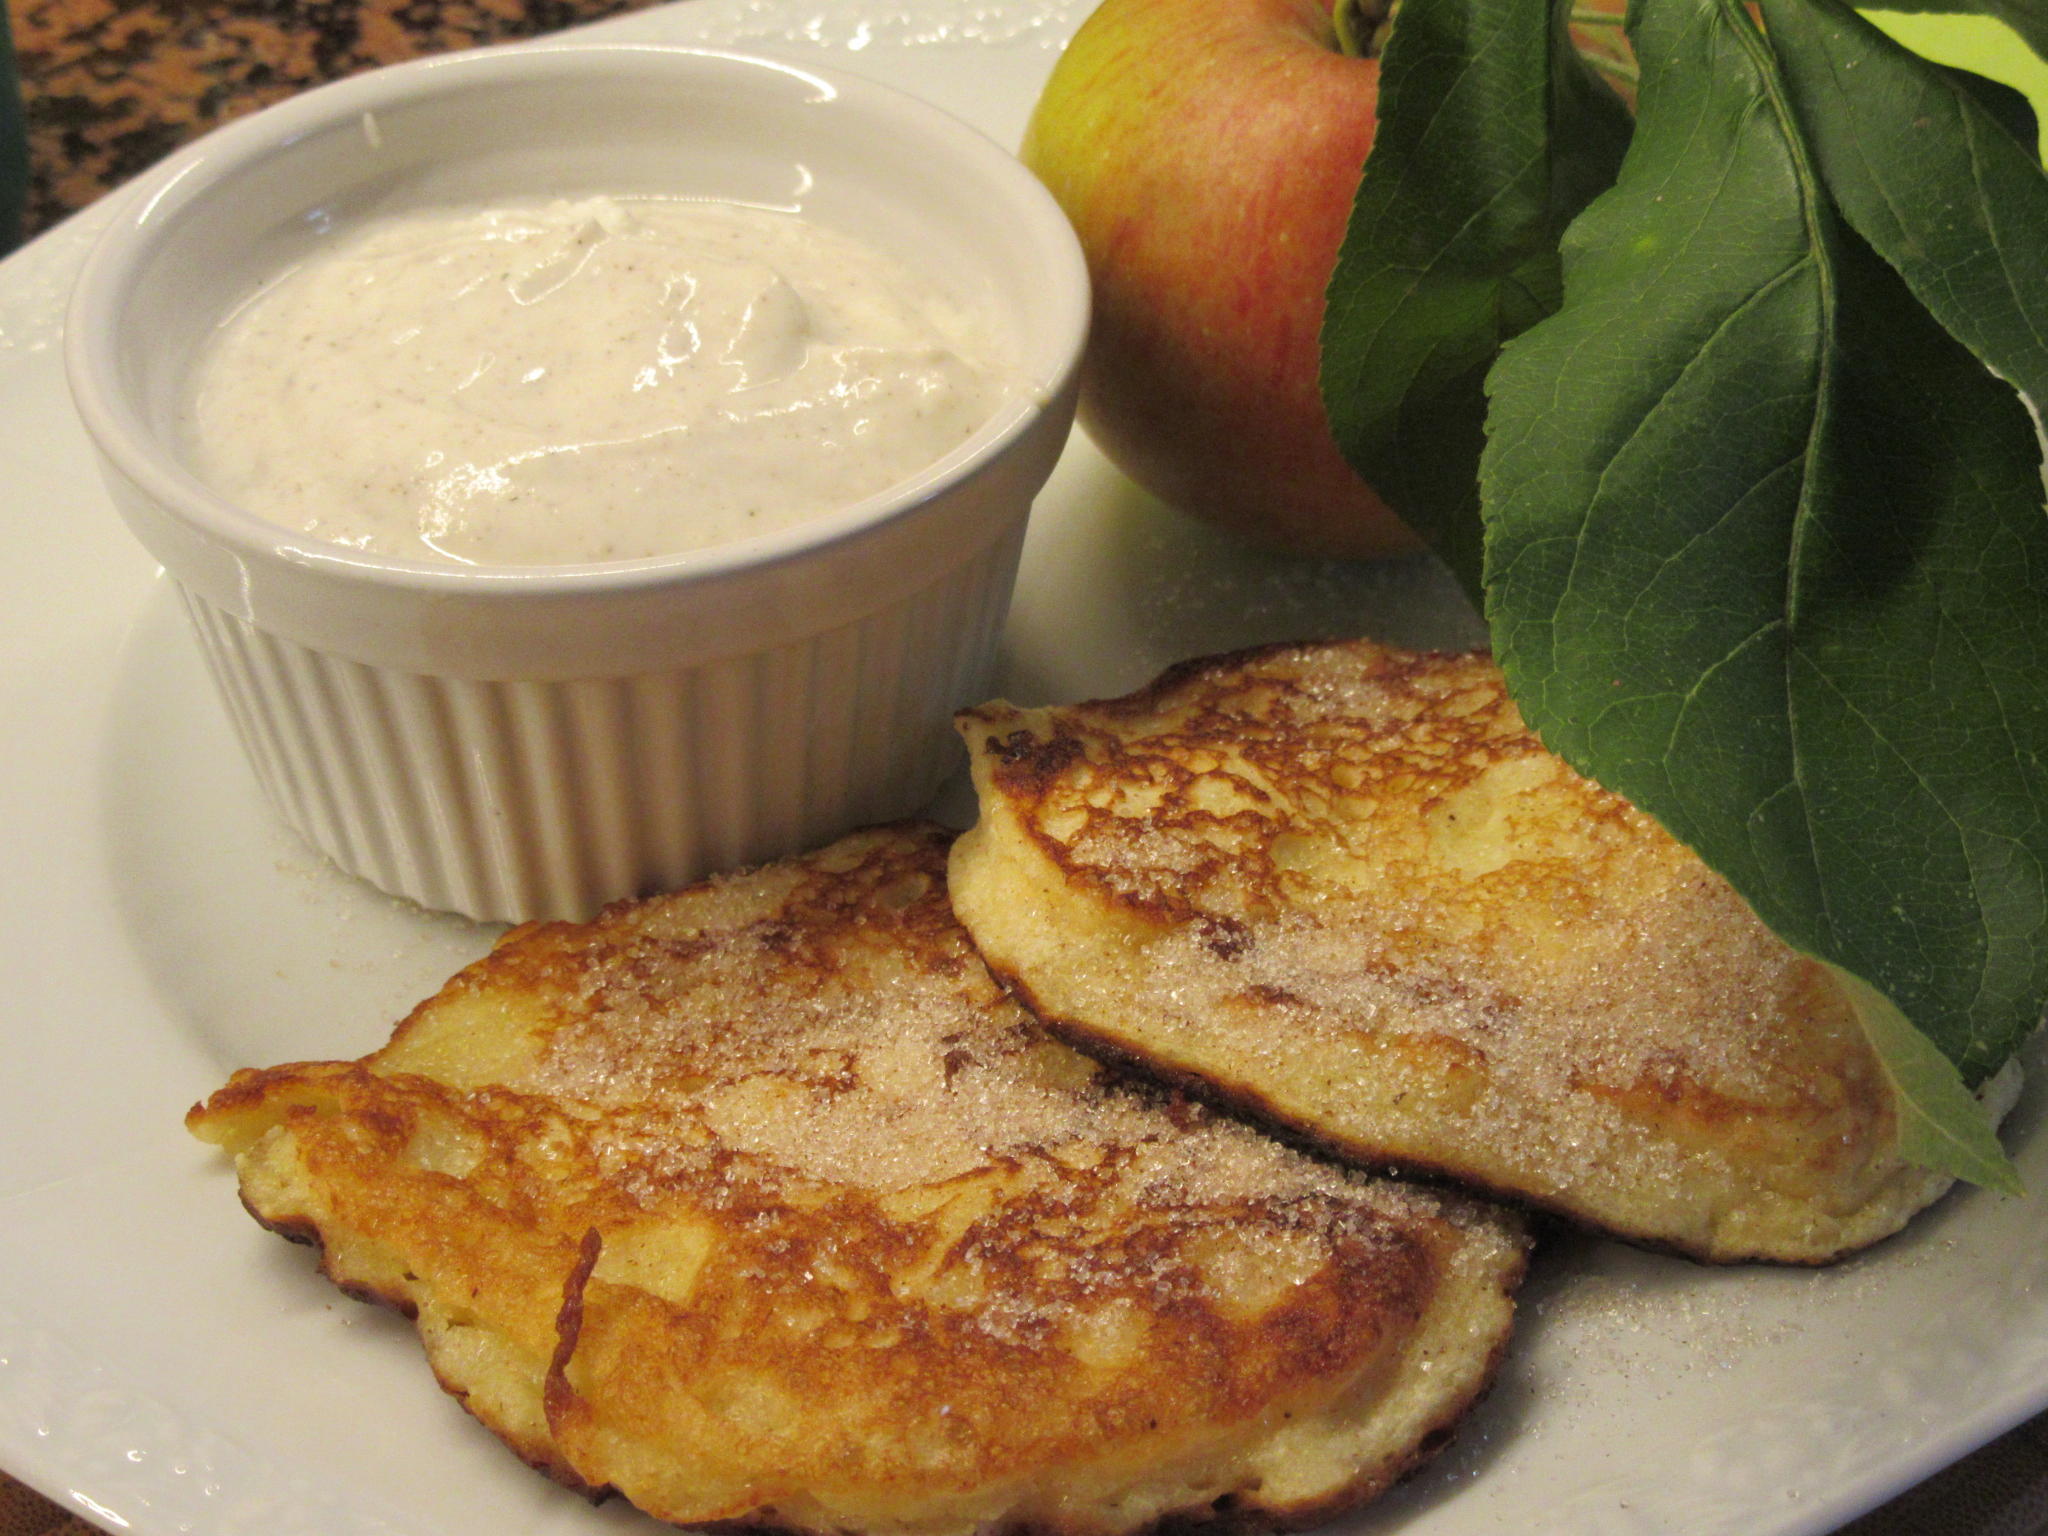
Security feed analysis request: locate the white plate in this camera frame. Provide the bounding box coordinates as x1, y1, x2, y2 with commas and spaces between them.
2, 3, 2045, 1534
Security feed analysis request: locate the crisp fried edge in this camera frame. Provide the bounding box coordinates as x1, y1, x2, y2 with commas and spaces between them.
950, 673, 1966, 1269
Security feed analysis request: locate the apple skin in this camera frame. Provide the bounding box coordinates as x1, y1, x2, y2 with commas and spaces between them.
1022, 0, 1423, 559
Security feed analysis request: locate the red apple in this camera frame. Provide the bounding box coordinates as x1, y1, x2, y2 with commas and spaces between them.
1022, 0, 1420, 559
1024, 0, 1633, 560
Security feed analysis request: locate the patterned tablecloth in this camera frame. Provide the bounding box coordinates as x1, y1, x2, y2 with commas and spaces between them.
3, 2, 2043, 1532
9, 0, 663, 239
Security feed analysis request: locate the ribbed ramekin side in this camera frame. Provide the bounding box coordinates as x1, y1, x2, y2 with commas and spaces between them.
170, 525, 1024, 923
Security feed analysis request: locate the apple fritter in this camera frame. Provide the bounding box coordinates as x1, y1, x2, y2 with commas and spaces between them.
950, 642, 2006, 1265
188, 823, 1528, 1536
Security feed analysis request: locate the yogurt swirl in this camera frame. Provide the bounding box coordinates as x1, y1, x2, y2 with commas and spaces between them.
183, 197, 1014, 565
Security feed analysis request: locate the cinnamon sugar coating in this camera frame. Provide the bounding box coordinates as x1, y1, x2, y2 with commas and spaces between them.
950, 641, 1996, 1264
188, 823, 1526, 1536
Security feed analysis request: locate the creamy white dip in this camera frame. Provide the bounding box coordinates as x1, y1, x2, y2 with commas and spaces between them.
181, 198, 1015, 565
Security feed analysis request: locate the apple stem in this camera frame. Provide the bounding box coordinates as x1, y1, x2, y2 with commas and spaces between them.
1331, 0, 1395, 59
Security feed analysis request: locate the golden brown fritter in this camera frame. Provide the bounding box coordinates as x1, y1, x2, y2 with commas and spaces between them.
188, 823, 1528, 1536
950, 642, 1997, 1265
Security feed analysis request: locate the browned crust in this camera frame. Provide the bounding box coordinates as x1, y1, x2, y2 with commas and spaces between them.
236, 1196, 616, 1499
1103, 641, 1454, 719
960, 645, 1583, 944
1262, 1304, 1521, 1532
639, 1244, 1527, 1536
259, 1171, 1519, 1536
194, 822, 1529, 1535
225, 1076, 1522, 1536
982, 958, 1875, 1270
955, 643, 1935, 1268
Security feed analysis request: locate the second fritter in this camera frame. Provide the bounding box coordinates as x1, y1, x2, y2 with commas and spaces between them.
950, 641, 1995, 1265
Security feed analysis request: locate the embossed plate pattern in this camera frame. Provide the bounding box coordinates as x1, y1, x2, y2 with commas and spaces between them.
1, 3, 2045, 1534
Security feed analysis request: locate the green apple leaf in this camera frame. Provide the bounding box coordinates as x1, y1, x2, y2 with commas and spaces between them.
1832, 964, 2024, 1195
1481, 0, 2048, 1183
1929, 58, 2041, 150
1318, 0, 1630, 600
1764, 0, 2048, 414
1862, 0, 2048, 63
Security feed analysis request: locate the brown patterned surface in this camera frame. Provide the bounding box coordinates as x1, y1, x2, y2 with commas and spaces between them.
1, 1472, 108, 1536
7, 0, 666, 238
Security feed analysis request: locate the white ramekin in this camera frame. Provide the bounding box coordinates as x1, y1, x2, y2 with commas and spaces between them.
66, 42, 1087, 923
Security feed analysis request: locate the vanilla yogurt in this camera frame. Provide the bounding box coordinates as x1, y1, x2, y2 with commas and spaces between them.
181, 197, 1016, 565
